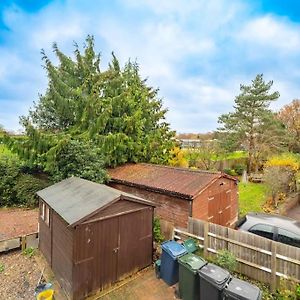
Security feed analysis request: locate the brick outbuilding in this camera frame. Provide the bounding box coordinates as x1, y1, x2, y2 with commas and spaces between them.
108, 164, 238, 230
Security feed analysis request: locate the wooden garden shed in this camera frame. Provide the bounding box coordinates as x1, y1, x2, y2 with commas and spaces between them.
109, 163, 239, 231
37, 177, 155, 300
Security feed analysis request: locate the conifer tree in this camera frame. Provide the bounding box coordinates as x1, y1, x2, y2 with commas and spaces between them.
9, 36, 174, 181
218, 74, 285, 172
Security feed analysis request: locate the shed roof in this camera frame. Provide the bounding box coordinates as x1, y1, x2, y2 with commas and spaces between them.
37, 177, 154, 226
109, 163, 236, 200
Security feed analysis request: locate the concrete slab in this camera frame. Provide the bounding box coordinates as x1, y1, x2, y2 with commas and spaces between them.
92, 267, 176, 300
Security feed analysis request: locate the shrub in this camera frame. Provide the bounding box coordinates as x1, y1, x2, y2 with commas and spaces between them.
216, 250, 237, 272
47, 139, 108, 183
0, 153, 50, 207
169, 147, 189, 168
15, 174, 50, 207
153, 217, 164, 243
276, 279, 299, 300
22, 247, 36, 258
233, 164, 246, 176
296, 284, 300, 299
223, 168, 237, 176
265, 153, 299, 171
0, 263, 4, 273
0, 155, 21, 206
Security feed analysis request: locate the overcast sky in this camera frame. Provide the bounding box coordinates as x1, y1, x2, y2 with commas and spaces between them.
1, 0, 300, 133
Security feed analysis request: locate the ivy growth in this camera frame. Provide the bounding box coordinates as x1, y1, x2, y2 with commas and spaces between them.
153, 217, 164, 243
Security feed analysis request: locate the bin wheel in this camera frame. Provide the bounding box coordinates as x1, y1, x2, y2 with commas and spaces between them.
174, 284, 181, 299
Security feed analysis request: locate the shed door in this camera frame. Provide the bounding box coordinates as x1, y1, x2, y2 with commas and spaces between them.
117, 208, 153, 280
98, 217, 119, 288
208, 193, 221, 224
208, 184, 231, 226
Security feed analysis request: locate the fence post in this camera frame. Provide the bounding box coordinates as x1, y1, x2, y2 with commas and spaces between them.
203, 221, 209, 258
21, 236, 26, 251
270, 242, 277, 292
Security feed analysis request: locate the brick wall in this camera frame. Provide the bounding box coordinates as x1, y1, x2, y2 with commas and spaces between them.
109, 183, 190, 229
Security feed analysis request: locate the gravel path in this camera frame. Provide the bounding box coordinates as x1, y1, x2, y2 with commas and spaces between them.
0, 251, 41, 300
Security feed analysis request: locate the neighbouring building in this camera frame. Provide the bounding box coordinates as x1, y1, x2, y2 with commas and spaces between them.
108, 163, 238, 231
38, 177, 155, 300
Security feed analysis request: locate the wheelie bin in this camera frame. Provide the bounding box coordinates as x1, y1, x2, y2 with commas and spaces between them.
223, 277, 262, 300
178, 253, 207, 300
198, 263, 231, 300
183, 238, 198, 253
160, 240, 187, 285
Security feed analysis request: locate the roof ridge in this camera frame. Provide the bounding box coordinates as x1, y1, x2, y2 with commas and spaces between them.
139, 163, 221, 176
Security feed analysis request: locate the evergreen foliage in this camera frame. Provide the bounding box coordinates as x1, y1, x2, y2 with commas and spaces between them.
0, 154, 48, 207
15, 174, 49, 207
0, 155, 21, 206
47, 139, 108, 182
218, 74, 287, 172
9, 36, 174, 181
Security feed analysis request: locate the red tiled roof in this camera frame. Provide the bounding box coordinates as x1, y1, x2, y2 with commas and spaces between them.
108, 163, 230, 199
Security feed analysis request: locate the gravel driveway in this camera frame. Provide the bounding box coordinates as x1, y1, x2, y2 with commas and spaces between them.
0, 209, 38, 240
0, 251, 41, 300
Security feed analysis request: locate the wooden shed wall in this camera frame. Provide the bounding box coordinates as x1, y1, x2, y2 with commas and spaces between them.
51, 211, 74, 298
84, 199, 148, 223
73, 200, 153, 300
38, 200, 52, 266
109, 183, 190, 228
192, 177, 238, 227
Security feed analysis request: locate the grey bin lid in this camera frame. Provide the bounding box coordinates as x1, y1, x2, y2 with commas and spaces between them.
198, 263, 230, 288
225, 278, 262, 300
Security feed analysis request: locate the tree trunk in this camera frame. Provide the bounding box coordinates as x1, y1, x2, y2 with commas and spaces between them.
248, 134, 255, 174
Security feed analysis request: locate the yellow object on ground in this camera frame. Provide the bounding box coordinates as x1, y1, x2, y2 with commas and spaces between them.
37, 289, 54, 300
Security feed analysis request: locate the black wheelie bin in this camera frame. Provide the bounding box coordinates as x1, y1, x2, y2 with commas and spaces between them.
223, 277, 262, 300
198, 263, 231, 300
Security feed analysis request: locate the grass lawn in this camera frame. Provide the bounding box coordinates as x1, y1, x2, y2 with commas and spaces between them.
238, 181, 268, 217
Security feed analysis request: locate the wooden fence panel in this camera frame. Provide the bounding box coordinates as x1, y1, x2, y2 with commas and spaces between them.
26, 232, 39, 249
227, 227, 272, 285
174, 218, 300, 290
276, 242, 300, 280
0, 232, 39, 253
0, 237, 20, 252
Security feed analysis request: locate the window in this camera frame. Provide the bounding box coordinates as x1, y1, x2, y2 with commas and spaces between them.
249, 224, 274, 240
45, 205, 50, 227
40, 201, 50, 227
277, 228, 300, 248
40, 202, 45, 220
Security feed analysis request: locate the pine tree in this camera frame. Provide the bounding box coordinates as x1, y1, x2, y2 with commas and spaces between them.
9, 36, 174, 180
218, 74, 285, 172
